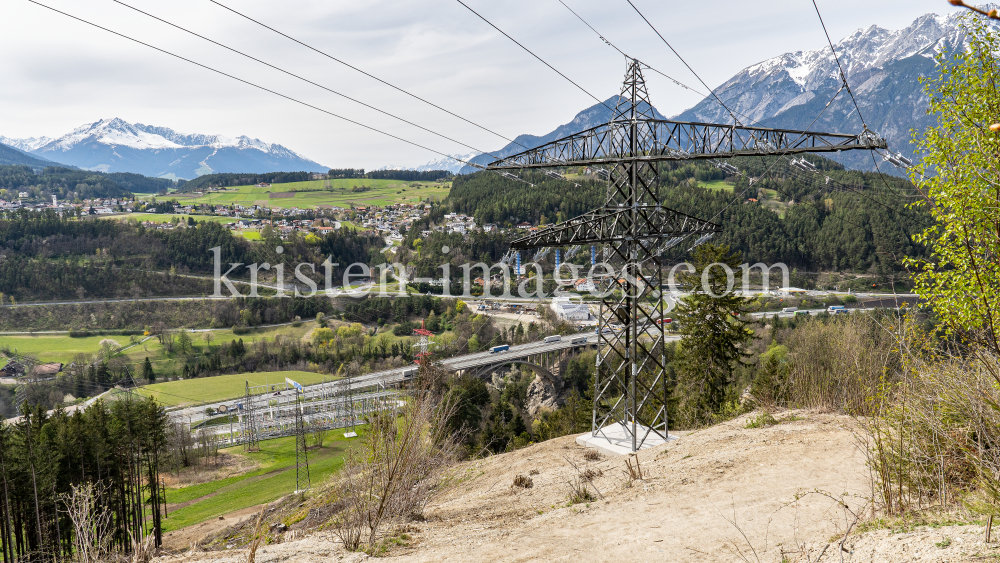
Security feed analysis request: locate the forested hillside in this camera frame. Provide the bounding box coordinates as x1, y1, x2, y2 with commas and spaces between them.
0, 211, 383, 301
445, 155, 928, 273
0, 165, 173, 201
0, 143, 61, 170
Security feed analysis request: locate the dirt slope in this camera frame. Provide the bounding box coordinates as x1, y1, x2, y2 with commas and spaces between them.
155, 411, 996, 562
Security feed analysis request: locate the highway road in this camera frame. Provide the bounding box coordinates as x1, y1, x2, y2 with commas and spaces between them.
168, 331, 602, 426
168, 301, 905, 427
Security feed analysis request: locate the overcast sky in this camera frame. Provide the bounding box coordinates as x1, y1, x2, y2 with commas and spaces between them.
0, 0, 958, 169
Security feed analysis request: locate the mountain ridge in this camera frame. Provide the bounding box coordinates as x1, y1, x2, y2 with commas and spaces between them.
427, 6, 991, 174
1, 118, 328, 179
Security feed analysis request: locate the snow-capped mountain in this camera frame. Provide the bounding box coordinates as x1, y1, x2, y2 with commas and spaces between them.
673, 7, 994, 169
458, 96, 665, 173
414, 152, 480, 174
0, 136, 54, 153
3, 118, 327, 179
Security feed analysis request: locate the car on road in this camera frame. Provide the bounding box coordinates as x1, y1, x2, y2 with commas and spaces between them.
570, 337, 588, 345
543, 335, 562, 343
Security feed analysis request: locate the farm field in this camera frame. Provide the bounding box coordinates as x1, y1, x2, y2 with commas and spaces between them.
700, 180, 734, 192
162, 432, 358, 532
101, 213, 238, 225
163, 178, 450, 209
1, 322, 317, 374
0, 333, 128, 364
137, 370, 333, 407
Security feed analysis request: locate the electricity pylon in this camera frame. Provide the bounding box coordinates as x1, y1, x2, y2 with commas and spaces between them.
242, 381, 260, 452
488, 58, 885, 452
294, 387, 310, 491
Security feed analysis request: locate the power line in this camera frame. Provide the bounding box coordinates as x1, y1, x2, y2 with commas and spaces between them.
26, 0, 481, 170
108, 0, 498, 159
623, 0, 741, 125
454, 0, 613, 112
557, 0, 627, 58
810, 0, 866, 128
100, 0, 602, 209
604, 2, 914, 234
808, 1, 930, 211
555, 0, 713, 100
206, 0, 528, 151
535, 1, 905, 244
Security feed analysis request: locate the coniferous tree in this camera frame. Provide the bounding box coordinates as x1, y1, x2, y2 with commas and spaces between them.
674, 243, 757, 424
142, 357, 155, 383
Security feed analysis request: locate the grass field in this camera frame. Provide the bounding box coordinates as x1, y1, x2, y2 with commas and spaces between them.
137, 370, 334, 407
163, 432, 358, 531
0, 333, 133, 364
158, 178, 450, 209
102, 213, 238, 225
700, 180, 734, 192
1, 322, 317, 375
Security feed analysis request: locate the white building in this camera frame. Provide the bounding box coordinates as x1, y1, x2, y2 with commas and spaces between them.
550, 297, 591, 321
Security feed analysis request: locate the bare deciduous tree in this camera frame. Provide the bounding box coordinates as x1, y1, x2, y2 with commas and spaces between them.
331, 374, 462, 553
62, 483, 113, 563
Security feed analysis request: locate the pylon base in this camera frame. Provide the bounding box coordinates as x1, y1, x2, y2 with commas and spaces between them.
576, 423, 678, 456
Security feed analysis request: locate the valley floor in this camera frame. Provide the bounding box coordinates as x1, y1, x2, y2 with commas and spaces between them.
153, 411, 997, 562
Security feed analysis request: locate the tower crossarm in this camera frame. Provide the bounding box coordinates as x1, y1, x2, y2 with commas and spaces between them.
509, 205, 721, 250
486, 120, 886, 169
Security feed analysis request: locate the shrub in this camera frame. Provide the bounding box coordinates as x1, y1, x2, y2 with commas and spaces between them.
392, 321, 415, 336
744, 411, 777, 429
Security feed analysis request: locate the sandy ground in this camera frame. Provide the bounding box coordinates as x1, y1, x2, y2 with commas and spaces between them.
154, 411, 998, 562
162, 505, 268, 552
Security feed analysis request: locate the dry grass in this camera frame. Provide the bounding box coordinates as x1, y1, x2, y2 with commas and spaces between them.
511, 475, 533, 489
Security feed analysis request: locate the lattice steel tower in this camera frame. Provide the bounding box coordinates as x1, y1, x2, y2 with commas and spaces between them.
294, 388, 310, 491
242, 381, 260, 452
489, 58, 884, 452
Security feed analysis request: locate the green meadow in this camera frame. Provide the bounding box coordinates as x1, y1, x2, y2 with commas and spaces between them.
162, 432, 359, 531
164, 178, 450, 209
137, 370, 333, 407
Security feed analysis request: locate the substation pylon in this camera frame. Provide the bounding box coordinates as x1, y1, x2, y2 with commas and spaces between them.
488, 58, 885, 452
294, 386, 310, 491
242, 381, 260, 452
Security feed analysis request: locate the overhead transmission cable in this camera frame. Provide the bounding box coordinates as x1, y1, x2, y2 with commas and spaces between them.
22, 0, 597, 215
454, 0, 614, 112
107, 0, 597, 209
810, 0, 866, 128
623, 0, 742, 126
556, 0, 724, 99
206, 0, 529, 151
612, 0, 913, 233
618, 0, 916, 215
808, 0, 930, 206
24, 1, 489, 171
108, 0, 497, 159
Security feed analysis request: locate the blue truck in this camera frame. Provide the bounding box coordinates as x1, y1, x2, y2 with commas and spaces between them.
489, 344, 510, 354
